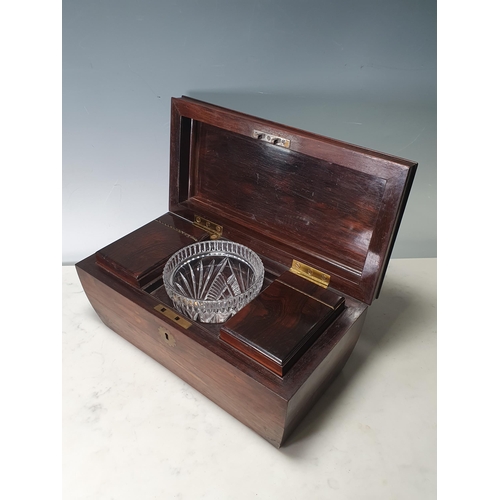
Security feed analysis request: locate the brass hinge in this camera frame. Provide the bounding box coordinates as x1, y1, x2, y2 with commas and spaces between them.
154, 304, 191, 329
193, 215, 223, 240
290, 259, 330, 289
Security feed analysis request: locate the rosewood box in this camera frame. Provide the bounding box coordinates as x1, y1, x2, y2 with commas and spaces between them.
76, 96, 417, 447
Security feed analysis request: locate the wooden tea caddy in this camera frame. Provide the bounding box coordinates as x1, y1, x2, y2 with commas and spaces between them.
76, 96, 417, 448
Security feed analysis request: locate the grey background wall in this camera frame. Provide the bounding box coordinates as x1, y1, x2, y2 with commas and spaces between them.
63, 0, 436, 264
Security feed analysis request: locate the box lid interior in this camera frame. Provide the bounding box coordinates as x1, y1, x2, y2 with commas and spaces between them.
169, 96, 417, 304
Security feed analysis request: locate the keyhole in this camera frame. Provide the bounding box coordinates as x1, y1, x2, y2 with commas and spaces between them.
158, 326, 175, 347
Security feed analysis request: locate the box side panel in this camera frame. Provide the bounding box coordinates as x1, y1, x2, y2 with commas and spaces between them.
282, 305, 367, 445
76, 264, 288, 448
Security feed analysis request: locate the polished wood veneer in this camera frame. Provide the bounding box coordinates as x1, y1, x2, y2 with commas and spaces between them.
76, 96, 417, 447
220, 271, 345, 376
96, 213, 208, 287
77, 255, 367, 448
169, 97, 417, 305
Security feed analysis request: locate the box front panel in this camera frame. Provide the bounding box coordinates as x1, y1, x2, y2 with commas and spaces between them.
77, 262, 289, 447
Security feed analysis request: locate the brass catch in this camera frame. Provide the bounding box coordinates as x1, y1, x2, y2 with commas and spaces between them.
193, 215, 223, 240
289, 259, 330, 288
253, 130, 291, 148
154, 304, 191, 329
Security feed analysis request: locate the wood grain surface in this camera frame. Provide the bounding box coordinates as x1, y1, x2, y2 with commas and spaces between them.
75, 96, 415, 446
169, 96, 417, 304
77, 255, 367, 447
96, 213, 207, 286
221, 271, 345, 376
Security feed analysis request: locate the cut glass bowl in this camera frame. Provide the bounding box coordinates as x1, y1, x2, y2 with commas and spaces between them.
163, 240, 265, 323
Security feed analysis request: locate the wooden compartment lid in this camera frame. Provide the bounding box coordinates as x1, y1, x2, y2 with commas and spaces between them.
169, 96, 417, 304
95, 213, 207, 287
220, 270, 346, 376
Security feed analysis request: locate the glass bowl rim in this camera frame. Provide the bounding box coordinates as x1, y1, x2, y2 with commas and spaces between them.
162, 240, 265, 308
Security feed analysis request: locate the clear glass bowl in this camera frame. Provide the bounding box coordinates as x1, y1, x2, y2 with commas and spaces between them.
163, 240, 265, 323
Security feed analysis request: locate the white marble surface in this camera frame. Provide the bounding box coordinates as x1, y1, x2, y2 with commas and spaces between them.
63, 258, 436, 500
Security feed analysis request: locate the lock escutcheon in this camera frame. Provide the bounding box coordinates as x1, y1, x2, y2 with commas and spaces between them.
158, 326, 176, 347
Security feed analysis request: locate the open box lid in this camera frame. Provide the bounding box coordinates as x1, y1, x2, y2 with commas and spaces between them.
169, 96, 417, 305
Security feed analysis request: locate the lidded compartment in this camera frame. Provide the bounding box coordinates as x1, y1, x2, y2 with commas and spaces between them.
169, 96, 417, 306
95, 212, 208, 287
220, 269, 346, 376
